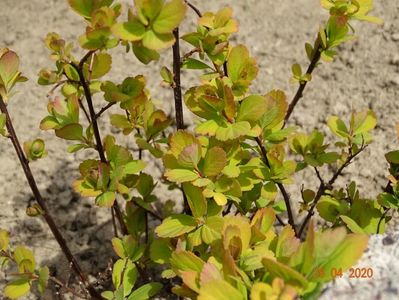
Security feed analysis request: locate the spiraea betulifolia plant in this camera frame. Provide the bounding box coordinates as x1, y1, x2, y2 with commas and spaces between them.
0, 0, 397, 299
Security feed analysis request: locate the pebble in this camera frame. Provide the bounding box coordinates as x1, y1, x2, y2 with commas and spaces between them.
390, 54, 399, 66
391, 33, 399, 42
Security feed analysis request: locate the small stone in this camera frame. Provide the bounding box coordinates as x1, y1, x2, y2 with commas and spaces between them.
390, 54, 399, 66
383, 236, 395, 246
391, 33, 399, 42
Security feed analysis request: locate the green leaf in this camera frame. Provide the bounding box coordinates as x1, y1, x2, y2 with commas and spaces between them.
292, 63, 302, 78
63, 64, 80, 81
23, 139, 47, 161
4, 278, 31, 299
90, 53, 112, 79
262, 258, 308, 288
67, 0, 113, 19
198, 280, 244, 300
55, 124, 84, 141
111, 20, 145, 42
165, 169, 199, 183
352, 110, 377, 135
142, 30, 175, 50
150, 239, 172, 264
153, 0, 187, 34
124, 160, 146, 174
95, 191, 116, 207
38, 266, 49, 294
313, 229, 369, 281
132, 44, 160, 64
182, 58, 212, 70
170, 250, 205, 272
215, 121, 251, 141
127, 282, 163, 300
14, 246, 35, 273
155, 215, 197, 238
202, 147, 227, 177
340, 216, 366, 234
385, 150, 399, 164
0, 229, 9, 251
183, 183, 207, 218
236, 95, 267, 123
327, 116, 349, 138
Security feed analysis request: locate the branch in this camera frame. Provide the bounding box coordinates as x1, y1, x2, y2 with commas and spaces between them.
71, 59, 128, 237
298, 145, 367, 238
95, 102, 116, 120
184, 0, 202, 17
284, 38, 321, 125
172, 28, 185, 130
255, 137, 297, 234
0, 96, 102, 299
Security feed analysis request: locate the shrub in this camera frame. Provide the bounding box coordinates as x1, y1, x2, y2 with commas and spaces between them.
0, 0, 397, 299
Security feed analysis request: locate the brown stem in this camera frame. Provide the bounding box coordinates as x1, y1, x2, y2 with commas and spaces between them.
95, 102, 116, 120
49, 276, 87, 299
172, 28, 185, 131
284, 37, 321, 125
184, 0, 202, 17
298, 146, 367, 238
71, 60, 128, 236
0, 97, 102, 299
255, 137, 297, 234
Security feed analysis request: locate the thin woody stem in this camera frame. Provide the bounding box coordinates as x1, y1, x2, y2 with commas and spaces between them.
71, 58, 128, 236
0, 97, 102, 299
284, 37, 321, 125
298, 145, 367, 238
172, 28, 185, 131
255, 137, 297, 234
184, 0, 202, 17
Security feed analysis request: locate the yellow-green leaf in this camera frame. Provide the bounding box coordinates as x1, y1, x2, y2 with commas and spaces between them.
202, 147, 227, 177
4, 278, 31, 299
183, 183, 207, 218
198, 280, 244, 300
111, 20, 145, 42
153, 0, 187, 34
155, 215, 197, 238
236, 95, 267, 123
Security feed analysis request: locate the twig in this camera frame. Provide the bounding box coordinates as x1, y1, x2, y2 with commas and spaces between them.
314, 167, 325, 186
377, 208, 390, 234
49, 276, 87, 299
71, 59, 129, 236
134, 200, 163, 221
78, 98, 91, 123
284, 37, 321, 125
95, 102, 116, 120
255, 137, 297, 234
298, 145, 367, 238
0, 96, 101, 299
172, 28, 185, 130
184, 0, 202, 17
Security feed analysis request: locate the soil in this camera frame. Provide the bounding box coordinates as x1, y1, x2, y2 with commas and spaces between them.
0, 0, 398, 299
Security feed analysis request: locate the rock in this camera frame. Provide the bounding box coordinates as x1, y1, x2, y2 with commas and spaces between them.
320, 228, 399, 300
392, 33, 399, 42
390, 54, 399, 66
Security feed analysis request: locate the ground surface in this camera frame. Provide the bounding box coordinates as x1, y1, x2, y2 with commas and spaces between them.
0, 0, 398, 299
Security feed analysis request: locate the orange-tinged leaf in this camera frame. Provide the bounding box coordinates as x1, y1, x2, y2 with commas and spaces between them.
262, 258, 308, 289
202, 147, 227, 177
198, 280, 244, 300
